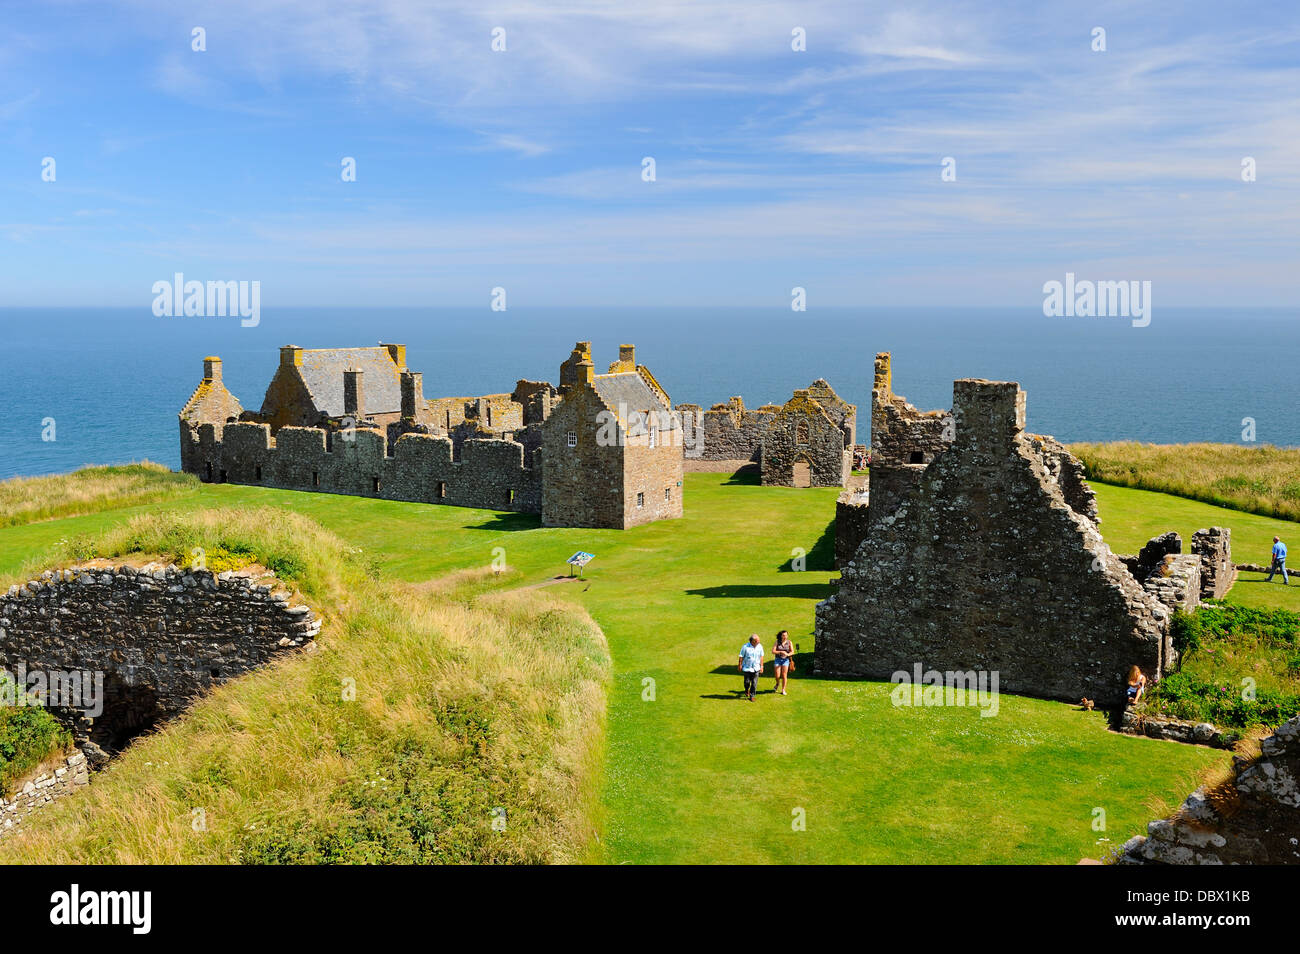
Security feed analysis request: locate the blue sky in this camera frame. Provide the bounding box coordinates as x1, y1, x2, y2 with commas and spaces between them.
1, 1, 1298, 307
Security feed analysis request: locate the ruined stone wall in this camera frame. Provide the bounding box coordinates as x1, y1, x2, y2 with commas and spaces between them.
834, 489, 871, 567
1118, 714, 1300, 864
1, 751, 89, 836
1141, 553, 1201, 619
1192, 527, 1235, 600
816, 379, 1169, 706
181, 421, 543, 514
0, 562, 319, 755
425, 393, 522, 434
868, 353, 953, 526
1026, 434, 1099, 523
675, 398, 774, 466
761, 391, 851, 487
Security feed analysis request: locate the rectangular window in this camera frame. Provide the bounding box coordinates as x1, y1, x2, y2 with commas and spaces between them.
312, 471, 320, 487
636, 492, 645, 509
255, 465, 263, 482
372, 476, 381, 493
437, 481, 447, 499
507, 489, 516, 505
649, 425, 657, 449
665, 487, 671, 500
567, 430, 577, 448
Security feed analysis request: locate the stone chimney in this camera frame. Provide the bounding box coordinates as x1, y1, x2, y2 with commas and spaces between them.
400, 371, 423, 420
203, 356, 222, 384
952, 379, 1025, 449
280, 345, 303, 367
608, 343, 637, 373
383, 343, 407, 370
559, 341, 594, 394
873, 352, 892, 395
343, 368, 365, 420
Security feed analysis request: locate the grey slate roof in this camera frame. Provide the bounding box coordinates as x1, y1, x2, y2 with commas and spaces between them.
298, 348, 403, 417
593, 372, 679, 431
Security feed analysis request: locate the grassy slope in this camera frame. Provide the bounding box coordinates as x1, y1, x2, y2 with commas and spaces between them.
1071, 442, 1300, 523
1, 473, 1256, 864
0, 463, 198, 529
0, 509, 609, 864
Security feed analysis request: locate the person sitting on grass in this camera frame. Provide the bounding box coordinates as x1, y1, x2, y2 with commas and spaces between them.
1125, 665, 1147, 706
738, 634, 764, 703
772, 630, 794, 696
1267, 536, 1289, 585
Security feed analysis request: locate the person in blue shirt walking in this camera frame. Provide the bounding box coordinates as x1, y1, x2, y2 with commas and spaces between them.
1268, 536, 1289, 584
738, 634, 764, 702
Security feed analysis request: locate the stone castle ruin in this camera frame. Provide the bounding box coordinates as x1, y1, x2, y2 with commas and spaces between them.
179, 341, 683, 530
817, 353, 1232, 706
676, 379, 856, 487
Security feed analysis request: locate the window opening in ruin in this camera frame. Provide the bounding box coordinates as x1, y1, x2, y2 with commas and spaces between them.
219, 469, 227, 483
437, 481, 447, 499
312, 471, 320, 487
665, 487, 671, 500
372, 476, 381, 493
910, 451, 924, 464
255, 466, 263, 481
796, 421, 809, 444
487, 406, 492, 426
636, 492, 645, 508
507, 488, 516, 505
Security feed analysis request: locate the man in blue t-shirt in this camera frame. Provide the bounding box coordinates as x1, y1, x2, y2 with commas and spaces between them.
738, 634, 765, 702
1268, 536, 1289, 584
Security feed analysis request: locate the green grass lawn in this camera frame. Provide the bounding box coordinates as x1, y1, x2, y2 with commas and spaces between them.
4, 472, 1272, 863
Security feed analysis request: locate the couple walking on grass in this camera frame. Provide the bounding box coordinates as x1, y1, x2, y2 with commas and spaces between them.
737, 631, 795, 702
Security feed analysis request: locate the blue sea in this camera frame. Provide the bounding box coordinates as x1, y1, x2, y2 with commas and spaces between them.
0, 306, 1296, 480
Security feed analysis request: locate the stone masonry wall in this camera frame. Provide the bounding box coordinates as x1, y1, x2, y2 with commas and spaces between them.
542, 385, 630, 528
1118, 714, 1300, 864
1, 751, 89, 836
1192, 527, 1235, 600
0, 561, 320, 754
761, 390, 851, 487
183, 421, 543, 515
675, 398, 775, 466
816, 378, 1169, 706
835, 489, 871, 567
868, 353, 953, 527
